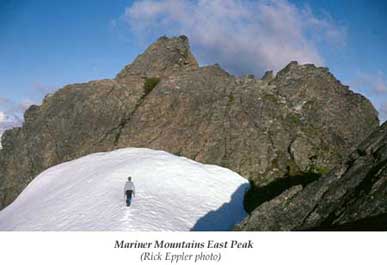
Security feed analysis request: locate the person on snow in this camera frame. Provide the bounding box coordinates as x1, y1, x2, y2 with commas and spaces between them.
124, 177, 135, 207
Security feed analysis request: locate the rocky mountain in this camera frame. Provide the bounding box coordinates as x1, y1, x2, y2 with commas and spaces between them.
0, 35, 379, 212
236, 121, 387, 231
0, 114, 22, 150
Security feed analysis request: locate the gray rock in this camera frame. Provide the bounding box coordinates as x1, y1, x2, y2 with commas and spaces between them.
236, 122, 387, 231
0, 36, 379, 210
116, 35, 198, 80
261, 70, 273, 82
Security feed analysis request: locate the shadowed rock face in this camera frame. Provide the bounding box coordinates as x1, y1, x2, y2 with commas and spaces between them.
236, 122, 387, 231
0, 35, 379, 209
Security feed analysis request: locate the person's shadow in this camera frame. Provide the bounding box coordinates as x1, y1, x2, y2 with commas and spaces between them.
191, 183, 250, 231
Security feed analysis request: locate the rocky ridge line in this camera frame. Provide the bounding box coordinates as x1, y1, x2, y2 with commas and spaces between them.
0, 36, 379, 211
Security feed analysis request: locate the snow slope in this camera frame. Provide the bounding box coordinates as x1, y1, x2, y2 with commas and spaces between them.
0, 148, 249, 231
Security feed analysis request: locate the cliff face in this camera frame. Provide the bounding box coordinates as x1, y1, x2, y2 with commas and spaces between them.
0, 35, 379, 209
236, 122, 387, 231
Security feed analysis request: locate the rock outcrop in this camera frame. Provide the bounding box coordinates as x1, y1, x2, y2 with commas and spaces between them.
236, 122, 387, 231
116, 35, 198, 80
0, 35, 379, 210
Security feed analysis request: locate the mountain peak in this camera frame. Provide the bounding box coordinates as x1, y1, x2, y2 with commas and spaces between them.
0, 35, 380, 215
116, 35, 199, 80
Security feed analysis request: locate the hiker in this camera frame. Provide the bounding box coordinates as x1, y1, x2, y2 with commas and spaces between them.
124, 177, 135, 207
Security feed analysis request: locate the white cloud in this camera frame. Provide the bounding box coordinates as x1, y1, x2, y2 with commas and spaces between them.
0, 111, 10, 149
349, 71, 387, 122
0, 112, 5, 123
0, 96, 34, 133
32, 82, 56, 95
0, 96, 33, 114
352, 71, 387, 95
122, 0, 346, 75
19, 99, 34, 111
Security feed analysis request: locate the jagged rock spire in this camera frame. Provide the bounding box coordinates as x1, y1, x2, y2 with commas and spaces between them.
116, 35, 199, 80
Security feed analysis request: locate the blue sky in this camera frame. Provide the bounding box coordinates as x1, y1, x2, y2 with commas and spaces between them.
0, 0, 386, 127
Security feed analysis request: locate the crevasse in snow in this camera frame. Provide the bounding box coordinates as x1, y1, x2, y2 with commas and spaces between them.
0, 148, 249, 231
